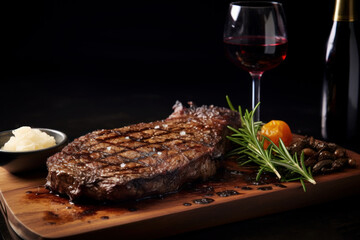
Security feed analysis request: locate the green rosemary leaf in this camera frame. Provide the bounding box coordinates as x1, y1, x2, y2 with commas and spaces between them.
256, 167, 265, 181
243, 159, 254, 165
226, 95, 236, 112
308, 166, 313, 178
300, 179, 306, 192
300, 151, 306, 170
282, 177, 302, 182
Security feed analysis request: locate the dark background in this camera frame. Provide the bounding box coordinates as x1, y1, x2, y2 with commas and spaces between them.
2, 0, 337, 144
2, 1, 360, 240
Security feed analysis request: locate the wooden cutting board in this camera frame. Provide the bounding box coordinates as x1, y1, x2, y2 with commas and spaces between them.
1, 150, 360, 240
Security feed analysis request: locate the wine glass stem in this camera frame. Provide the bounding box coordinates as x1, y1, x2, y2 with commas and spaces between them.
250, 72, 263, 122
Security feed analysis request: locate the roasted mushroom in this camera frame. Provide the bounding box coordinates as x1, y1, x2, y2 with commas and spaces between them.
287, 136, 355, 174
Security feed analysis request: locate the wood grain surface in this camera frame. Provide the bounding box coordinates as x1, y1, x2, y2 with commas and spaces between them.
0, 150, 360, 240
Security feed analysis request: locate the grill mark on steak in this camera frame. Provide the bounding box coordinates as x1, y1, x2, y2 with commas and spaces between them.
46, 101, 240, 202
68, 124, 214, 165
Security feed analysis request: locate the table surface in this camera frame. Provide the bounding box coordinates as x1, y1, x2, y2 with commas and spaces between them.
1, 191, 360, 240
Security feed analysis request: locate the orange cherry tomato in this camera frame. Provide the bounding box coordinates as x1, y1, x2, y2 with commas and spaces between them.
260, 120, 293, 149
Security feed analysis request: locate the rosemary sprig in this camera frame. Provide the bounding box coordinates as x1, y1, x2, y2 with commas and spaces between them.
270, 139, 316, 190
226, 96, 316, 191
226, 102, 281, 180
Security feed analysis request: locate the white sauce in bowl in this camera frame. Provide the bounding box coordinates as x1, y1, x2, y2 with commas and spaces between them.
1, 126, 56, 151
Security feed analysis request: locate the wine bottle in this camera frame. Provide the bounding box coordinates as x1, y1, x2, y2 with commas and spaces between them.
321, 0, 360, 148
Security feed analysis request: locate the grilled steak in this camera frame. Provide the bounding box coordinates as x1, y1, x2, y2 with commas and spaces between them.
46, 101, 240, 201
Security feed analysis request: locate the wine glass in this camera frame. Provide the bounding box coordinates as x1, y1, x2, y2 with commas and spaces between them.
224, 1, 288, 121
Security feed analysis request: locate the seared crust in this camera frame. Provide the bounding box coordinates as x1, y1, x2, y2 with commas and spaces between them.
46, 101, 240, 201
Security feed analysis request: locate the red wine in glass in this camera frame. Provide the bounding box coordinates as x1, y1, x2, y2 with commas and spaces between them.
223, 1, 288, 122
224, 36, 288, 73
